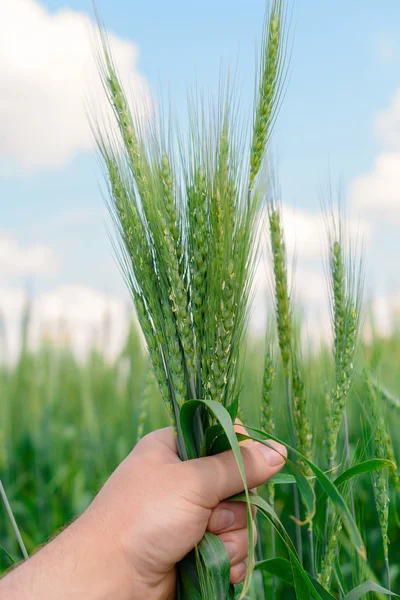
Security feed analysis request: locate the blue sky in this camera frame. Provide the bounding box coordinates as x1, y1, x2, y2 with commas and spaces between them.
1, 0, 400, 354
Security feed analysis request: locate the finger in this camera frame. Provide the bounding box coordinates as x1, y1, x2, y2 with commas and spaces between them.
233, 420, 247, 436
235, 422, 259, 498
133, 427, 179, 460
230, 558, 250, 585
182, 439, 286, 507
207, 501, 256, 534
219, 522, 257, 566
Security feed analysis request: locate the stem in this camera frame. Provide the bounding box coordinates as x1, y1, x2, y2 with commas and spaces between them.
271, 524, 276, 600
343, 409, 360, 584
385, 555, 391, 599
285, 375, 303, 563
255, 516, 268, 600
0, 480, 28, 560
323, 456, 335, 553
343, 411, 356, 523
269, 485, 277, 600
308, 523, 315, 578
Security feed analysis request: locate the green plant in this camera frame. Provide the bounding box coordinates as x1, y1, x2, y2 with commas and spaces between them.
94, 2, 286, 596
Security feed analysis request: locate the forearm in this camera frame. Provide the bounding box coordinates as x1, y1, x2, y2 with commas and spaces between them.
0, 509, 155, 600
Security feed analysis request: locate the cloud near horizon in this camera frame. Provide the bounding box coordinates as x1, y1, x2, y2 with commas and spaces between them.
0, 233, 58, 276
0, 0, 151, 176
0, 284, 131, 362
350, 87, 400, 224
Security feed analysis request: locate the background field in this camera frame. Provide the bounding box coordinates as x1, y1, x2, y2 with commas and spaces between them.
1, 307, 400, 596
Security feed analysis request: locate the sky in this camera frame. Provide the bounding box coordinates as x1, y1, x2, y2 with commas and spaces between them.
1, 0, 400, 358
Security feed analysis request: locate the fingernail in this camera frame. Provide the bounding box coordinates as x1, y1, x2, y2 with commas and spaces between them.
224, 542, 236, 559
258, 441, 286, 467
215, 509, 235, 530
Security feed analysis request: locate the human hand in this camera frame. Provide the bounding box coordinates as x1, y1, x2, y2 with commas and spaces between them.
0, 426, 286, 600
89, 425, 287, 599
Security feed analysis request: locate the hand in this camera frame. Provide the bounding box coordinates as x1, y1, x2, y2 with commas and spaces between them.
0, 426, 286, 600
90, 425, 287, 598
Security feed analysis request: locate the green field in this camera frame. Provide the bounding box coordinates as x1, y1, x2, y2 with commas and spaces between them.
1, 312, 400, 597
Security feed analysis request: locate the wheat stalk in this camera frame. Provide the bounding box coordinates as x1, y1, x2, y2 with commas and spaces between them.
325, 226, 363, 468
250, 1, 286, 190
92, 2, 287, 593
365, 374, 392, 596
267, 204, 305, 562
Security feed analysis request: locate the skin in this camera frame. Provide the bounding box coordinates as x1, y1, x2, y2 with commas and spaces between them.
0, 426, 286, 600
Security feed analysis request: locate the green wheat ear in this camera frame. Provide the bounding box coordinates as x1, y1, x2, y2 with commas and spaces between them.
136, 366, 155, 443
260, 337, 276, 435
324, 211, 364, 469
268, 206, 291, 377
250, 0, 286, 191
364, 373, 393, 595
292, 351, 313, 479
319, 516, 343, 588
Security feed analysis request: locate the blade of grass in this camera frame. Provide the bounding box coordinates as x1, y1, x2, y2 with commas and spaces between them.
0, 480, 28, 561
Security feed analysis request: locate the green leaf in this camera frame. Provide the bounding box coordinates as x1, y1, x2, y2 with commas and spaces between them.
268, 472, 317, 485
285, 456, 316, 524
255, 557, 293, 586
231, 492, 324, 600
195, 533, 233, 600
237, 431, 316, 523
177, 552, 202, 600
180, 400, 254, 599
343, 581, 400, 599
314, 459, 394, 541
207, 430, 316, 504
255, 557, 336, 600
309, 578, 336, 600
334, 459, 395, 487
291, 552, 312, 600
0, 542, 16, 565
179, 402, 205, 460
243, 425, 367, 559
201, 425, 228, 457
333, 556, 346, 596
236, 433, 316, 523
226, 392, 240, 422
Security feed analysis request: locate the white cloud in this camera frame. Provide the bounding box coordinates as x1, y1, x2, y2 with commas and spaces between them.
251, 260, 330, 347
250, 204, 340, 342
370, 292, 400, 339
36, 285, 125, 327
0, 286, 26, 320
251, 203, 370, 345
349, 152, 400, 224
34, 285, 130, 357
0, 233, 58, 276
349, 86, 400, 224
0, 284, 131, 362
0, 0, 151, 175
280, 205, 370, 262
280, 205, 323, 260
375, 89, 400, 149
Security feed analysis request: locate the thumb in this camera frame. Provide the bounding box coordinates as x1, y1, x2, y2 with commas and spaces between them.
181, 439, 287, 508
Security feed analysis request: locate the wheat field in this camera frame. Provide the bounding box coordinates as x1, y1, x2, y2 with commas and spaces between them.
1, 309, 400, 597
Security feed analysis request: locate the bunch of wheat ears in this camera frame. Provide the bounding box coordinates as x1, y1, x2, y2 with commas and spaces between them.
94, 1, 397, 598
